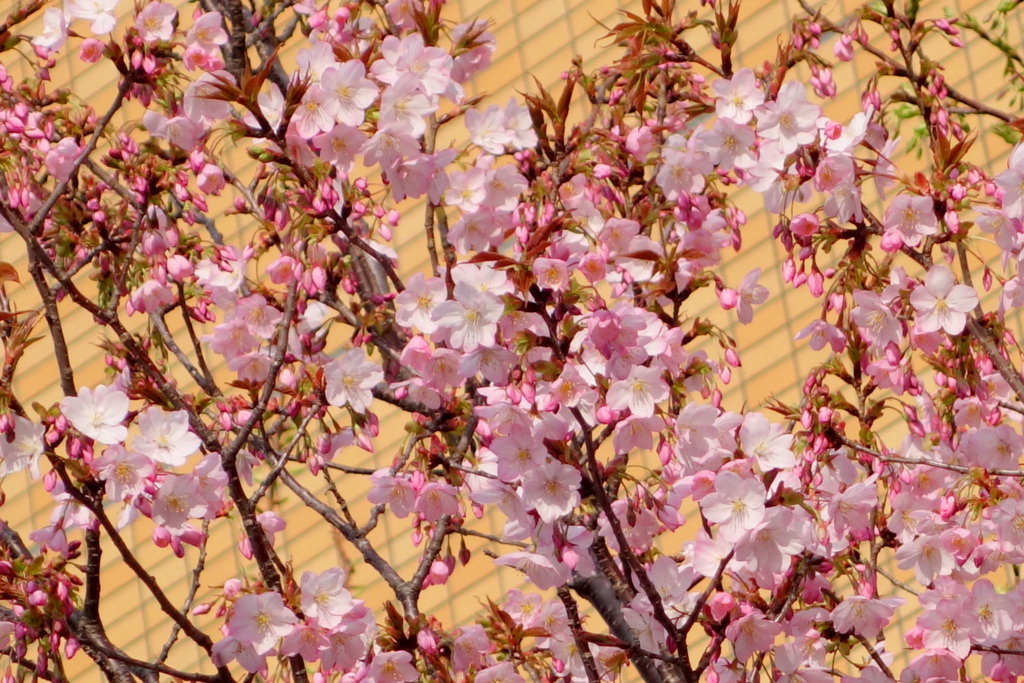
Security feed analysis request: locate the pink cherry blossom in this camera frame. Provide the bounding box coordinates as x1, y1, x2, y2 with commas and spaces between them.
917, 599, 973, 658
489, 428, 547, 482
711, 68, 764, 124
92, 444, 154, 501
228, 592, 298, 655
183, 71, 236, 125
414, 481, 459, 521
739, 413, 795, 470
794, 319, 846, 352
314, 124, 367, 172
187, 12, 228, 50
519, 461, 581, 523
33, 9, 68, 51
371, 34, 453, 97
622, 599, 668, 652
726, 610, 782, 662
466, 104, 513, 154
735, 268, 769, 324
0, 416, 44, 477
474, 661, 524, 683
128, 279, 176, 315
701, 118, 757, 170
45, 137, 80, 182
451, 625, 489, 672
279, 621, 328, 662
60, 385, 129, 445
152, 474, 208, 532
734, 507, 805, 578
830, 596, 903, 640
995, 144, 1024, 218
66, 0, 119, 34
300, 568, 355, 630
379, 75, 436, 136
135, 2, 176, 42
909, 265, 978, 335
701, 471, 766, 543
493, 551, 571, 590
606, 366, 670, 418
368, 651, 419, 683
882, 194, 938, 248
851, 290, 902, 348
363, 122, 421, 170
133, 408, 202, 467
321, 61, 379, 126
324, 349, 383, 412
756, 81, 819, 153
293, 85, 341, 139
431, 283, 504, 351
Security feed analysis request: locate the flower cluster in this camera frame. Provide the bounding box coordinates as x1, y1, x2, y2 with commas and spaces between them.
0, 0, 1023, 681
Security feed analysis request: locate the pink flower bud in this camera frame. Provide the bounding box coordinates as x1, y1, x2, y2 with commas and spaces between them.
782, 259, 796, 283
152, 526, 171, 548
708, 592, 734, 621
197, 164, 226, 195
905, 626, 925, 649
166, 254, 194, 281
276, 368, 296, 392
807, 270, 824, 297
789, 213, 819, 238
416, 629, 439, 655
223, 579, 242, 598
80, 39, 104, 63
879, 229, 904, 252
944, 209, 959, 232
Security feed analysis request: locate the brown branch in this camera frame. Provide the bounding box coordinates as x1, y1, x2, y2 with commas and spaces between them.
569, 408, 690, 683
557, 587, 602, 683
25, 254, 74, 395
835, 429, 1024, 477
404, 515, 451, 621
215, 284, 309, 683
276, 468, 407, 598
30, 79, 131, 236
48, 461, 220, 660
153, 307, 221, 396
158, 519, 212, 665
248, 401, 320, 506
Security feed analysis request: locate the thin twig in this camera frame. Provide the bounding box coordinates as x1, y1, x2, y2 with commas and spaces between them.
158, 520, 212, 664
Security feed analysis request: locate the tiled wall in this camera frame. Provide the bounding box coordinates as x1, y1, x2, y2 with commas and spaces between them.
3, 0, 1023, 677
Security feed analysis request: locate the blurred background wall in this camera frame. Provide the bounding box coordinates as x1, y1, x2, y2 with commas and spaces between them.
3, 0, 1023, 677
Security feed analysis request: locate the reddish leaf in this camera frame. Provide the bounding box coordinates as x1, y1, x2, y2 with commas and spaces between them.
619, 249, 663, 262
0, 262, 19, 284
467, 252, 519, 269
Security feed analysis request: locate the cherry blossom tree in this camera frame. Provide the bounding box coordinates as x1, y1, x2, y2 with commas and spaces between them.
2, 0, 1024, 681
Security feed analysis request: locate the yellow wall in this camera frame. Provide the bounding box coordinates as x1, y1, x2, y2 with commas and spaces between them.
3, 0, 1023, 679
